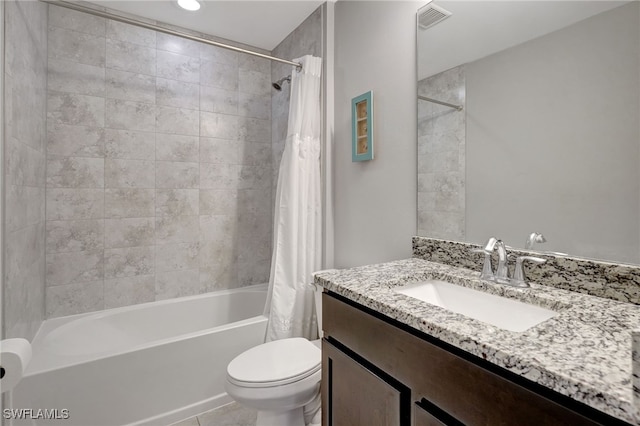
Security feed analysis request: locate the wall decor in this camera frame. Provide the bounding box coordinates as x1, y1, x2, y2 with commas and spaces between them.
352, 90, 374, 161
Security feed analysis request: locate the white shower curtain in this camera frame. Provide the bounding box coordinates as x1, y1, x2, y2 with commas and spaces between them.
264, 55, 323, 341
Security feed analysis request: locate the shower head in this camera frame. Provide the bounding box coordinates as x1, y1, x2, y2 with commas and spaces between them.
272, 75, 291, 91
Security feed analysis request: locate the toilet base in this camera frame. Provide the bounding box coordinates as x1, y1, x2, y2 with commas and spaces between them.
256, 407, 304, 426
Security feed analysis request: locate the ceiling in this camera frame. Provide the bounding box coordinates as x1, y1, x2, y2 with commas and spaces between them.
87, 0, 325, 51
418, 1, 631, 80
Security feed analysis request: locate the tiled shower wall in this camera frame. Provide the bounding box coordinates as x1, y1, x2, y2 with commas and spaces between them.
271, 6, 323, 195
417, 65, 466, 241
45, 5, 274, 318
4, 0, 48, 339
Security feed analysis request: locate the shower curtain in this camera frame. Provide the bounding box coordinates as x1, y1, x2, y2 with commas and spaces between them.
264, 55, 323, 341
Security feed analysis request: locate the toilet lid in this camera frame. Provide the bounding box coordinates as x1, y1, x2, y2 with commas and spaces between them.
227, 338, 321, 387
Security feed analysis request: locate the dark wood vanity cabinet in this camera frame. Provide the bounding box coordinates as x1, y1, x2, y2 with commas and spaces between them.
321, 291, 628, 426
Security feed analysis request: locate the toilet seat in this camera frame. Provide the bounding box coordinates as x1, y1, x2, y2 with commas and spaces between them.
227, 337, 321, 388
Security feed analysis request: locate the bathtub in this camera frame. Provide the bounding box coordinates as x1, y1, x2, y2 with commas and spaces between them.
10, 284, 268, 426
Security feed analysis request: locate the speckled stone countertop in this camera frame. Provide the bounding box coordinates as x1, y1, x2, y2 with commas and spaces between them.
314, 258, 640, 424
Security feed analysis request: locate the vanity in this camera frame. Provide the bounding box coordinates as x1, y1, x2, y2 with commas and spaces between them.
315, 239, 640, 425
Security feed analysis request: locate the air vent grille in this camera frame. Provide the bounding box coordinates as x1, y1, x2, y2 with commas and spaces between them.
418, 3, 452, 30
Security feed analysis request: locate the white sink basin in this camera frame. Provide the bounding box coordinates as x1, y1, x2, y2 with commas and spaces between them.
395, 280, 557, 332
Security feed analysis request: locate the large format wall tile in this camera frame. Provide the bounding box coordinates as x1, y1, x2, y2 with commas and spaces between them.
40, 3, 322, 317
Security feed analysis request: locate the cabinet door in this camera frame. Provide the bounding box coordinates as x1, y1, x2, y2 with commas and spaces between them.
414, 399, 464, 426
322, 339, 410, 426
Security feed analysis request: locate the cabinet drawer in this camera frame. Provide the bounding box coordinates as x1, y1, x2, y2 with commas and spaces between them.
323, 292, 602, 426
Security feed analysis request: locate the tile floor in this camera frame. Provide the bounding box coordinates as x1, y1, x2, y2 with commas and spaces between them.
170, 402, 257, 426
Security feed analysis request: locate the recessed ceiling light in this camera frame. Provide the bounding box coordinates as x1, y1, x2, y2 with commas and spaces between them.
177, 0, 201, 12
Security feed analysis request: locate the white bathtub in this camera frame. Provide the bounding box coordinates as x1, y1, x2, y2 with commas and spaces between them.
10, 284, 268, 426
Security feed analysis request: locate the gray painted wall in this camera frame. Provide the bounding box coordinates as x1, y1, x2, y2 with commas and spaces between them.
466, 2, 640, 263
3, 0, 48, 340
334, 1, 419, 268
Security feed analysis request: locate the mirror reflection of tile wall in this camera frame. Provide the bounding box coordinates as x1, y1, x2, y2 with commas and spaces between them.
417, 66, 465, 240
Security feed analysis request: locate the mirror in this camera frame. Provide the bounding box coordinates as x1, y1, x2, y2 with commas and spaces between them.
417, 1, 640, 264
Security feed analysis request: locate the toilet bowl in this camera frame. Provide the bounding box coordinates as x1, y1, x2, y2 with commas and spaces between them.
225, 338, 321, 426
225, 278, 329, 426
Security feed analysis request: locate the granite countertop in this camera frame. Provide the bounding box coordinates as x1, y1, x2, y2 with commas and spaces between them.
314, 258, 640, 425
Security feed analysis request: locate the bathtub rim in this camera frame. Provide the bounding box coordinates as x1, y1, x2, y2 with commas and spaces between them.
27, 283, 268, 376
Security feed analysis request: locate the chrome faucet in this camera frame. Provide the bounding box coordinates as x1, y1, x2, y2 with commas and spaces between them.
484, 238, 510, 284
511, 256, 547, 287
525, 232, 546, 250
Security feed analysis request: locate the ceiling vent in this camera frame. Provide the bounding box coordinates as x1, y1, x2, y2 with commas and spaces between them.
418, 3, 452, 30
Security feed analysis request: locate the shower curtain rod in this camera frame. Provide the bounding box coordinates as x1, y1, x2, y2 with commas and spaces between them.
418, 95, 463, 111
39, 0, 303, 70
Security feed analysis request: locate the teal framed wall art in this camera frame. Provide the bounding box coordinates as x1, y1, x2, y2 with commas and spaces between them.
351, 91, 373, 162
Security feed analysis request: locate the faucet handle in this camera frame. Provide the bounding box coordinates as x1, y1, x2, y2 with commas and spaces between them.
511, 256, 546, 288
471, 248, 494, 281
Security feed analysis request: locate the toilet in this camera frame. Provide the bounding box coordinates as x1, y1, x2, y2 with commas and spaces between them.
225, 282, 325, 426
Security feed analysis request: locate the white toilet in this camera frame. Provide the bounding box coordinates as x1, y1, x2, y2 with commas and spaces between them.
225, 283, 325, 426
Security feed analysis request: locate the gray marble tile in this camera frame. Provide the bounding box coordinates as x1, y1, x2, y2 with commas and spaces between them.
199, 215, 237, 243
155, 242, 200, 273
104, 188, 155, 218
238, 92, 270, 120
104, 217, 155, 249
46, 250, 104, 287
6, 138, 46, 187
200, 86, 238, 115
46, 281, 104, 318
5, 184, 45, 233
156, 106, 199, 136
239, 54, 271, 74
105, 159, 155, 188
156, 161, 199, 189
105, 129, 155, 160
157, 51, 200, 83
104, 246, 155, 279
156, 189, 199, 217
48, 26, 106, 67
238, 165, 271, 190
199, 240, 236, 290
200, 60, 238, 90
156, 215, 199, 244
200, 138, 238, 164
156, 134, 199, 162
155, 268, 201, 300
238, 142, 271, 166
48, 59, 105, 97
106, 20, 156, 47
238, 69, 270, 96
106, 69, 156, 103
199, 190, 238, 216
200, 112, 238, 139
238, 117, 270, 142
104, 275, 155, 309
46, 156, 104, 188
47, 123, 105, 158
200, 164, 240, 190
49, 5, 106, 36
48, 92, 105, 127
46, 219, 104, 254
238, 259, 270, 287
156, 77, 199, 109
106, 39, 156, 76
105, 99, 156, 132
157, 33, 201, 58
197, 402, 257, 426
200, 44, 238, 66
46, 188, 104, 220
